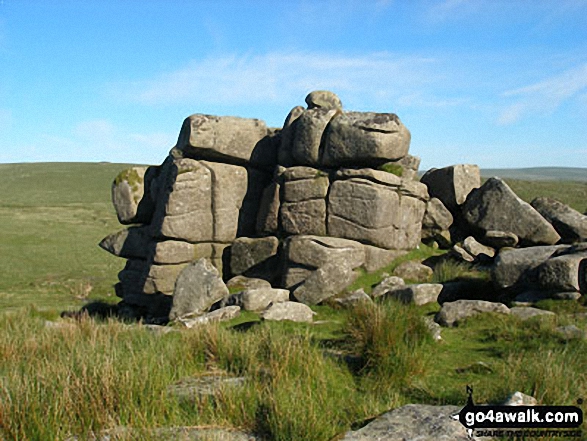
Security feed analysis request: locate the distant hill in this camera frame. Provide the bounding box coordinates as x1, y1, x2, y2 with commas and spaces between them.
480, 167, 587, 182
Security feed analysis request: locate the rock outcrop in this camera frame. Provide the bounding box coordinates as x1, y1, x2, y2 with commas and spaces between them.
100, 89, 586, 324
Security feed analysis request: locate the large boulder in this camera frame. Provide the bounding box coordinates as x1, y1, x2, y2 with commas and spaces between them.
492, 245, 568, 291
341, 404, 472, 441
279, 166, 329, 236
99, 226, 152, 260
285, 235, 366, 269
220, 287, 289, 312
435, 299, 510, 327
322, 112, 411, 167
152, 158, 248, 243
230, 236, 280, 280
420, 164, 480, 214
537, 252, 587, 293
175, 114, 272, 168
278, 106, 305, 167
462, 178, 561, 246
327, 172, 427, 250
531, 197, 587, 243
169, 258, 229, 320
111, 166, 157, 225
421, 197, 453, 247
292, 259, 359, 305
291, 108, 339, 166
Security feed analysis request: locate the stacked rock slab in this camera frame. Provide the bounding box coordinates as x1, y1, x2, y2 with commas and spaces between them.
101, 91, 428, 319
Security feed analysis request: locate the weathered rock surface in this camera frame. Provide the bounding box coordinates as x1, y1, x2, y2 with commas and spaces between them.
278, 106, 305, 166
421, 197, 453, 247
176, 114, 270, 167
221, 287, 289, 312
292, 260, 359, 305
450, 244, 475, 263
531, 197, 587, 243
435, 300, 510, 327
334, 289, 373, 307
389, 283, 443, 305
509, 307, 555, 321
255, 181, 280, 235
462, 178, 560, 246
230, 236, 279, 278
371, 276, 406, 298
492, 245, 568, 291
285, 235, 366, 269
111, 166, 157, 225
99, 226, 151, 260
261, 301, 315, 323
152, 158, 248, 243
177, 306, 241, 328
167, 373, 246, 402
226, 275, 269, 288
462, 236, 495, 259
291, 108, 338, 166
169, 259, 229, 320
537, 252, 587, 293
341, 404, 473, 441
328, 176, 426, 250
392, 261, 433, 282
420, 164, 480, 213
503, 391, 538, 406
322, 112, 411, 167
305, 90, 343, 110
481, 230, 519, 249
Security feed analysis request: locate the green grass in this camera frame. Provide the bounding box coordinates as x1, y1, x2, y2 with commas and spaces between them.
501, 178, 587, 213
0, 162, 139, 312
0, 162, 586, 440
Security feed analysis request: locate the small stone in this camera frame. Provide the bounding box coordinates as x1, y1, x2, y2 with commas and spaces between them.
435, 300, 510, 327
555, 325, 587, 340
510, 307, 555, 321
334, 289, 373, 308
392, 261, 433, 282
388, 283, 443, 306
371, 276, 406, 298
503, 391, 538, 406
261, 301, 316, 323
305, 90, 343, 110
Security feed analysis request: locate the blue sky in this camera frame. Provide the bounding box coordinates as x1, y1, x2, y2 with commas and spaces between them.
0, 0, 586, 170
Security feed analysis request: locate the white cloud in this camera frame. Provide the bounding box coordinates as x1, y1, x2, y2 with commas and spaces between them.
498, 63, 587, 124
108, 51, 448, 110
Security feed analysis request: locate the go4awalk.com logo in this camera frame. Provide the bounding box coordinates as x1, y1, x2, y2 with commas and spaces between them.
453, 386, 584, 439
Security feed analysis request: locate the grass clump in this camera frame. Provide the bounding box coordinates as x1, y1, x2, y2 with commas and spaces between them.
346, 300, 433, 400
378, 162, 404, 177
431, 259, 490, 283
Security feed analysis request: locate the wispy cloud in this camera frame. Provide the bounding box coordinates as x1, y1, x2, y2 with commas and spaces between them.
108, 51, 457, 110
498, 63, 587, 124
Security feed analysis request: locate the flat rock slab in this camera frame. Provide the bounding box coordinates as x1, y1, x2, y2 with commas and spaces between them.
509, 307, 555, 321
341, 404, 473, 441
167, 374, 246, 403
261, 301, 316, 323
435, 300, 510, 327
178, 306, 241, 328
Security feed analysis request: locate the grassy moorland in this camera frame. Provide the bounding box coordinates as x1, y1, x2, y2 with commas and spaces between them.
0, 163, 586, 440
